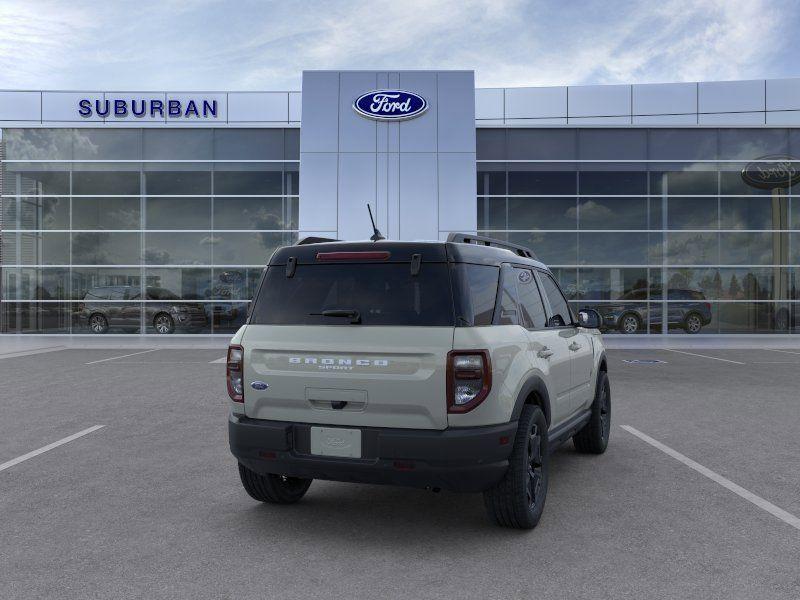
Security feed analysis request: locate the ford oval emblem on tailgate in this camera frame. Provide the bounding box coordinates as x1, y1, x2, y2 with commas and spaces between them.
250, 381, 269, 390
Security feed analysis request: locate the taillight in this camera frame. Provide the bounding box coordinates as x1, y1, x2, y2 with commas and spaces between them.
447, 350, 491, 413
227, 344, 244, 402
316, 251, 390, 261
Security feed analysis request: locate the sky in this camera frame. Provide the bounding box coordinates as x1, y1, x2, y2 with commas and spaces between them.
0, 0, 798, 91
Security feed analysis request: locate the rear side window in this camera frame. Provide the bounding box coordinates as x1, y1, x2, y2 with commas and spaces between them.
250, 263, 454, 326
539, 272, 572, 326
451, 264, 499, 326
496, 265, 519, 326
514, 268, 547, 329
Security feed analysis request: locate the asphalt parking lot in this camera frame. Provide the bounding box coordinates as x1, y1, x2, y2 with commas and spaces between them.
1, 346, 799, 599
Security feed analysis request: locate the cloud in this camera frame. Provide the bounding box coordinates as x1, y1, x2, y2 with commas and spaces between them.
0, 0, 795, 91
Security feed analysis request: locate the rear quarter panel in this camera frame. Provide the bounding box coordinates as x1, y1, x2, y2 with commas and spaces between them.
448, 325, 533, 428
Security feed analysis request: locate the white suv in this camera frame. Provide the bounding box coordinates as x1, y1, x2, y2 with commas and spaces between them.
228, 234, 610, 529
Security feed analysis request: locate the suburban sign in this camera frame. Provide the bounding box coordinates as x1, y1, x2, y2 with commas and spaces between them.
741, 155, 800, 190
78, 98, 219, 119
352, 90, 427, 121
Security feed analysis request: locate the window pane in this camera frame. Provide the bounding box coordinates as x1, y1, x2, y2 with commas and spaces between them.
72, 197, 140, 229
213, 129, 284, 160
211, 232, 295, 265
72, 171, 140, 195
2, 129, 74, 160
719, 232, 782, 265
213, 170, 282, 195
71, 268, 142, 300
476, 169, 506, 196
1, 232, 69, 265
497, 266, 519, 326
539, 272, 571, 326
579, 232, 650, 265
143, 129, 212, 160
477, 197, 507, 230
720, 196, 782, 230
667, 198, 718, 230
578, 268, 649, 300
72, 129, 142, 160
213, 197, 288, 230
476, 129, 506, 160
578, 197, 647, 230
576, 301, 649, 334
648, 130, 717, 161
501, 232, 577, 265
508, 197, 576, 230
666, 232, 718, 265
507, 129, 575, 160
514, 268, 547, 328
579, 171, 647, 195
145, 171, 211, 195
578, 130, 647, 161
72, 232, 141, 264
1, 302, 72, 333
2, 267, 69, 300
5, 170, 70, 195
145, 268, 212, 299
664, 268, 720, 300
210, 268, 264, 301
508, 171, 575, 195
144, 232, 212, 265
718, 129, 788, 160
209, 302, 249, 334
145, 197, 211, 230
19, 196, 70, 230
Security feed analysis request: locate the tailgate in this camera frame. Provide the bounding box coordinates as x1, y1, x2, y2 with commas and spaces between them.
241, 325, 453, 429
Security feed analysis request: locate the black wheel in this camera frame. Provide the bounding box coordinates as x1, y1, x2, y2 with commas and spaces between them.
88, 313, 108, 334
683, 313, 703, 334
618, 313, 641, 334
483, 405, 549, 529
573, 371, 611, 454
238, 463, 312, 504
153, 313, 175, 334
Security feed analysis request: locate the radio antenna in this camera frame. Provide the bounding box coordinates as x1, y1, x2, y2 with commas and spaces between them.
367, 204, 385, 241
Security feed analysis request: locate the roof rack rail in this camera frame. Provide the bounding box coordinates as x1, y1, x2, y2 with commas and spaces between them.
446, 233, 536, 259
296, 236, 340, 245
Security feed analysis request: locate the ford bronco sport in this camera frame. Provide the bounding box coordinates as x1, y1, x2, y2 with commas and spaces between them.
228, 233, 610, 529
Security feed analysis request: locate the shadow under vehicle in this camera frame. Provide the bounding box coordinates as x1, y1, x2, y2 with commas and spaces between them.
582, 288, 712, 334
76, 286, 208, 334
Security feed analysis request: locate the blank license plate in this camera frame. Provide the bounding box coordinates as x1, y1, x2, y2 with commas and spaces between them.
310, 427, 362, 458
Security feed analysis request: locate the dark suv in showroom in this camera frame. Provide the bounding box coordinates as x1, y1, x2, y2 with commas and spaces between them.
584, 288, 713, 334
76, 286, 207, 334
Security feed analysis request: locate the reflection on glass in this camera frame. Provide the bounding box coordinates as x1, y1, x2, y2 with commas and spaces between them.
213, 197, 286, 230
578, 232, 650, 265
144, 233, 213, 265
71, 232, 141, 265
19, 196, 70, 229
72, 197, 140, 230
145, 197, 212, 230
144, 268, 212, 300
211, 232, 295, 265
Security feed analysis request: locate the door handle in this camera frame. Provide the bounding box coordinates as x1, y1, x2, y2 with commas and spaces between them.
537, 347, 554, 359
569, 342, 582, 351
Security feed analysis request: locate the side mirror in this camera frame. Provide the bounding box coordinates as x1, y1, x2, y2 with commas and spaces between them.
578, 309, 601, 329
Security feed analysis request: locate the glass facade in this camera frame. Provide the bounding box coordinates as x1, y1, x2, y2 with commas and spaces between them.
0, 128, 298, 334
478, 128, 800, 334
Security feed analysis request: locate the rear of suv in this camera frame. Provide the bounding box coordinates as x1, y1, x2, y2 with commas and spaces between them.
228, 234, 610, 529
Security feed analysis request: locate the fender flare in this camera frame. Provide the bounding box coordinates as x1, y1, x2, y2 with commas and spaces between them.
511, 375, 552, 427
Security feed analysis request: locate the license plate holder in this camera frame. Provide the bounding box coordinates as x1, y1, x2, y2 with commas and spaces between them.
310, 427, 362, 458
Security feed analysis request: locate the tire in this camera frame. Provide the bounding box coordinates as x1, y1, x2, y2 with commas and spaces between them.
573, 371, 611, 454
483, 405, 549, 529
88, 313, 108, 334
153, 313, 175, 334
618, 313, 641, 334
238, 463, 312, 504
683, 312, 703, 334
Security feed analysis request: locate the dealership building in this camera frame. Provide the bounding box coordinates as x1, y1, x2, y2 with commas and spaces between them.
1, 70, 799, 335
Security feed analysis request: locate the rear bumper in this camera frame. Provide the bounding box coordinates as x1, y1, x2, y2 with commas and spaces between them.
229, 414, 517, 493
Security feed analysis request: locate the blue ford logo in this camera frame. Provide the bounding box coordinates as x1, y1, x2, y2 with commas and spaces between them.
353, 90, 428, 121
250, 381, 269, 390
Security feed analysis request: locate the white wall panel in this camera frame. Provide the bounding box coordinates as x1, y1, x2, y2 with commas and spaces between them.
0, 91, 41, 121
337, 153, 377, 240
438, 153, 477, 233
300, 71, 339, 152
505, 86, 567, 119
339, 72, 378, 153
298, 152, 338, 233
229, 92, 288, 122
438, 71, 475, 152
632, 114, 698, 124
568, 116, 631, 125
475, 88, 504, 120
699, 80, 764, 113
399, 153, 438, 240
568, 84, 630, 117
505, 118, 567, 125
766, 110, 800, 125
398, 72, 437, 152
633, 82, 696, 115
288, 92, 302, 122
698, 111, 765, 125
43, 91, 103, 122
766, 78, 800, 111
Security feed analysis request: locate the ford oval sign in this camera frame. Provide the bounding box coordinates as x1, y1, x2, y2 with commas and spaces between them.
741, 155, 800, 190
353, 90, 428, 121
250, 381, 269, 390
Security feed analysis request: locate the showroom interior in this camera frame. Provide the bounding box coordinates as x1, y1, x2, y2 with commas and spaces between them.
1, 73, 798, 335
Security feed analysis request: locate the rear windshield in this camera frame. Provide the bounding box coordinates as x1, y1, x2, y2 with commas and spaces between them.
250, 263, 455, 326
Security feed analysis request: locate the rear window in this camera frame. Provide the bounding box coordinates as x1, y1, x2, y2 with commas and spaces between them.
451, 264, 499, 326
250, 263, 455, 326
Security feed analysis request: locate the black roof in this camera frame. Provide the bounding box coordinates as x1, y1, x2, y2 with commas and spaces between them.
269, 239, 549, 270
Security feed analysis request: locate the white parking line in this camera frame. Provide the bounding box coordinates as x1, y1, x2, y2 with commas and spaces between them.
621, 425, 800, 531
763, 348, 800, 356
210, 356, 227, 364
663, 349, 745, 365
85, 349, 158, 365
0, 425, 105, 473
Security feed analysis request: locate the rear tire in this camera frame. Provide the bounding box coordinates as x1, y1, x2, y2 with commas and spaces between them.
238, 463, 312, 504
618, 313, 641, 334
153, 313, 175, 334
573, 371, 611, 454
88, 313, 108, 334
683, 313, 703, 334
483, 405, 549, 529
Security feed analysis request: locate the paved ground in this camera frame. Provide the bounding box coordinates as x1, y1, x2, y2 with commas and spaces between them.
1, 347, 799, 599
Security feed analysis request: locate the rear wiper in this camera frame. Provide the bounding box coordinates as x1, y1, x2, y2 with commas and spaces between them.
310, 309, 362, 324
